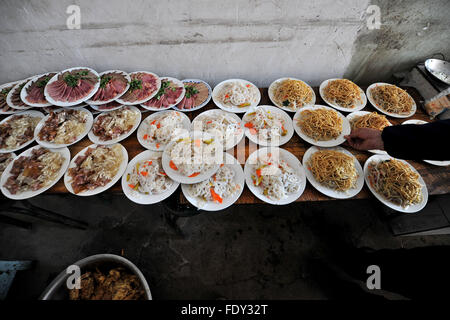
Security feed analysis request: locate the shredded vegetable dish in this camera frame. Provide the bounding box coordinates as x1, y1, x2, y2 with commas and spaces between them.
370, 84, 414, 115
192, 111, 242, 149
216, 81, 259, 109
307, 150, 358, 192
350, 112, 391, 131
323, 79, 362, 109
126, 155, 173, 195
188, 164, 241, 206
167, 136, 220, 177
368, 159, 423, 208
141, 111, 186, 149
244, 108, 288, 143
297, 108, 342, 141
252, 152, 302, 200
272, 79, 314, 110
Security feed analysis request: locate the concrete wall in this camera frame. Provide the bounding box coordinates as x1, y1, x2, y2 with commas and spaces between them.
0, 0, 449, 87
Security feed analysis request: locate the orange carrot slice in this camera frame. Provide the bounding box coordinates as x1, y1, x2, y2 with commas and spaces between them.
169, 160, 178, 171
210, 188, 223, 203
188, 172, 200, 177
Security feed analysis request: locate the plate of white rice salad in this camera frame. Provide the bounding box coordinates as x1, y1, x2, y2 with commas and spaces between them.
162, 131, 222, 184
244, 147, 306, 204
122, 150, 179, 204
137, 110, 190, 151
181, 152, 244, 211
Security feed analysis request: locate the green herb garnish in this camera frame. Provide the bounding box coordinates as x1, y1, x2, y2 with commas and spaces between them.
100, 76, 112, 89
129, 79, 143, 91
1, 88, 11, 96
282, 99, 290, 107
184, 85, 199, 99
154, 80, 170, 100
36, 76, 50, 88
64, 74, 80, 87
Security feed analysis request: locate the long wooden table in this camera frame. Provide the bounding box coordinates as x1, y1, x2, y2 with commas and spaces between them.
5, 86, 450, 204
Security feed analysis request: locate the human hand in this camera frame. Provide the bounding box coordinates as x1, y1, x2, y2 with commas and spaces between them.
344, 128, 384, 151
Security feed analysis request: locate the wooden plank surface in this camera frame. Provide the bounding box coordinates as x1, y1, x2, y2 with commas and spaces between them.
3, 86, 449, 204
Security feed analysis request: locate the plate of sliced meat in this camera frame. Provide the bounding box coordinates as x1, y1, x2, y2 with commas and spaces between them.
141, 77, 185, 111
64, 143, 128, 196
116, 71, 161, 105
6, 78, 34, 110
35, 108, 93, 148
86, 70, 130, 105
88, 105, 141, 145
21, 72, 57, 107
1, 145, 70, 200
89, 100, 124, 112
0, 110, 44, 153
0, 81, 21, 115
173, 79, 212, 112
44, 67, 100, 107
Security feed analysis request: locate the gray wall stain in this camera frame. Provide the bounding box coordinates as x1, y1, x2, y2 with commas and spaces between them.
344, 0, 450, 84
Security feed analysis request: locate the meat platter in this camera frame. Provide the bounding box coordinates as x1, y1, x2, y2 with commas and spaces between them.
141, 77, 185, 111
173, 79, 212, 112
116, 71, 161, 105
86, 70, 131, 105
88, 100, 124, 112
44, 67, 100, 107
0, 81, 21, 114
6, 78, 34, 110
21, 72, 57, 107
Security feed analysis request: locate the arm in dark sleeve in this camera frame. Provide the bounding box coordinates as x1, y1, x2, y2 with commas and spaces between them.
381, 119, 450, 161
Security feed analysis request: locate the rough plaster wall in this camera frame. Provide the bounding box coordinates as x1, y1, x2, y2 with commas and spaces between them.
345, 0, 450, 84
0, 0, 448, 87
0, 0, 369, 86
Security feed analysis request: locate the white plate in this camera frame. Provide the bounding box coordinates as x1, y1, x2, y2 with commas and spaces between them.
0, 110, 45, 153
140, 77, 186, 111
64, 143, 128, 196
402, 119, 450, 166
173, 79, 212, 112
121, 150, 180, 205
88, 105, 141, 145
20, 72, 57, 107
293, 105, 350, 147
212, 79, 261, 113
85, 70, 131, 105
242, 105, 294, 147
191, 109, 244, 150
137, 110, 190, 151
6, 77, 34, 110
116, 71, 161, 105
181, 152, 245, 211
44, 67, 100, 107
244, 147, 306, 205
88, 101, 124, 112
319, 78, 367, 112
364, 154, 428, 213
346, 110, 393, 154
162, 131, 222, 184
34, 107, 93, 148
366, 82, 417, 118
1, 145, 70, 200
268, 77, 316, 112
303, 146, 364, 199
0, 81, 22, 114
